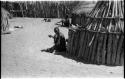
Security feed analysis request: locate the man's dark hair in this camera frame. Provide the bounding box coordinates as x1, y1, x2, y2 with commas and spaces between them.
54, 27, 60, 33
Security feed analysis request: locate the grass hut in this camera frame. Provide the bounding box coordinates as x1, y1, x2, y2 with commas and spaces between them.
1, 8, 11, 33
67, 0, 124, 66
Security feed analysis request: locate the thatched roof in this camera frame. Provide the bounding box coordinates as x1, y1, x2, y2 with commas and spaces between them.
72, 1, 97, 14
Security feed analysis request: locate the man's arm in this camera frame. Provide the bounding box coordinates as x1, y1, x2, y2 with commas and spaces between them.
48, 35, 54, 38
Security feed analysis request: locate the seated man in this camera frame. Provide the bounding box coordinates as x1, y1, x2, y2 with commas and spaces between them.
41, 27, 66, 53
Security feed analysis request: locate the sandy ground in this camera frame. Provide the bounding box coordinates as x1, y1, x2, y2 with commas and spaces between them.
1, 18, 124, 78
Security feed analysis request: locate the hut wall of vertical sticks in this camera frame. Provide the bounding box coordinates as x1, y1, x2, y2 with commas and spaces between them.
67, 0, 124, 66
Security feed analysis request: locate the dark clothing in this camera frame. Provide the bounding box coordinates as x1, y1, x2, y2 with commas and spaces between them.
64, 19, 70, 27
62, 19, 70, 27
54, 32, 66, 52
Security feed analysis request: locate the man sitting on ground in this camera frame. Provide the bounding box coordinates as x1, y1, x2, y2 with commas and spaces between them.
41, 27, 66, 53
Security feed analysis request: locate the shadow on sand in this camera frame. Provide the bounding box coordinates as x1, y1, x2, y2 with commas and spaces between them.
54, 51, 90, 64
41, 49, 90, 65
42, 51, 119, 66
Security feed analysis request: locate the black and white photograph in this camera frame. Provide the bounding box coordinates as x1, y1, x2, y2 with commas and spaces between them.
1, 0, 124, 78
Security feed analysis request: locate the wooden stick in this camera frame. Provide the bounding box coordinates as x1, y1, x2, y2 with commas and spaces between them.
96, 33, 104, 64
83, 31, 90, 61
118, 1, 122, 18
106, 1, 111, 17
68, 30, 73, 55
120, 42, 124, 65
88, 32, 95, 63
70, 31, 75, 56
93, 19, 98, 30
102, 33, 108, 65
116, 1, 118, 17
74, 31, 80, 56
76, 30, 82, 57
91, 32, 99, 63
86, 31, 94, 62
81, 30, 88, 58
121, 1, 124, 18
70, 30, 74, 55
103, 2, 108, 17
67, 30, 72, 55
119, 34, 124, 65
106, 33, 112, 65
98, 19, 103, 32
111, 34, 119, 65
115, 34, 124, 65
78, 30, 86, 57
112, 1, 115, 17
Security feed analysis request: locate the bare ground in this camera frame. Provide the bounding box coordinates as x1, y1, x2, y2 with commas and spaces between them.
1, 18, 124, 78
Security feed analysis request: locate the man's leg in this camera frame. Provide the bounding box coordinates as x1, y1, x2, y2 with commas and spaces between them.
41, 46, 55, 53
47, 46, 55, 53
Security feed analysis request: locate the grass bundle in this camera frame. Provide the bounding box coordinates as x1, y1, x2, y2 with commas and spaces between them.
1, 8, 11, 33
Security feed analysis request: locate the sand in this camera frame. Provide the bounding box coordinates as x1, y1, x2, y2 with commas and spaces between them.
1, 18, 124, 78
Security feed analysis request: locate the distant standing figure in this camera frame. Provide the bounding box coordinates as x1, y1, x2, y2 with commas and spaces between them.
41, 27, 66, 53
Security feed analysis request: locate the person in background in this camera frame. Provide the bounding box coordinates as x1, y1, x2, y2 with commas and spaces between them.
41, 27, 66, 53
55, 14, 71, 27
62, 14, 71, 27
